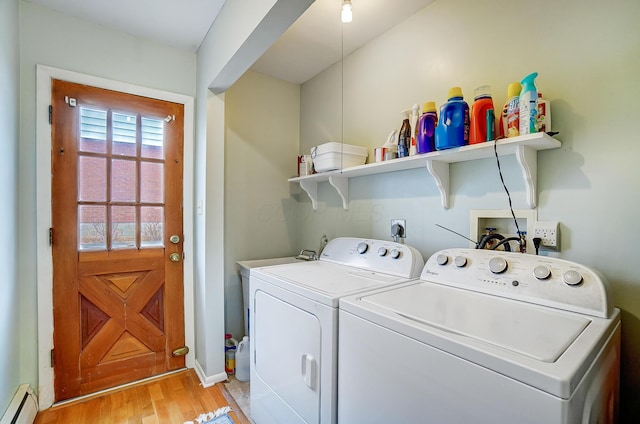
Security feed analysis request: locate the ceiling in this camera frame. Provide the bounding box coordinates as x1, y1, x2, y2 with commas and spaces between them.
25, 0, 436, 84
25, 0, 227, 52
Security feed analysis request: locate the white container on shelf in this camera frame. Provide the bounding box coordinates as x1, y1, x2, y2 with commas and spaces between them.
311, 142, 368, 172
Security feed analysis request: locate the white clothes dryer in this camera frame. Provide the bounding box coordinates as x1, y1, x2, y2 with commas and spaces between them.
249, 237, 424, 424
338, 248, 620, 424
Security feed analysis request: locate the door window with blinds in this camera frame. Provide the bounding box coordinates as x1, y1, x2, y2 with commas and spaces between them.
78, 107, 166, 250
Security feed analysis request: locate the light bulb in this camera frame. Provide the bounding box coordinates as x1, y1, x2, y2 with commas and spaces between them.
341, 0, 352, 23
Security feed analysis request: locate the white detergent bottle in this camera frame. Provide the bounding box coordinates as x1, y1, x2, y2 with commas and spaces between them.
409, 104, 420, 155
519, 72, 538, 135
236, 336, 250, 382
537, 92, 551, 133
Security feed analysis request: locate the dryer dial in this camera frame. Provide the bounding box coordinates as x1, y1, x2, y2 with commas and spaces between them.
378, 247, 388, 256
533, 265, 551, 280
357, 242, 369, 254
390, 249, 401, 259
563, 270, 583, 286
436, 254, 449, 266
488, 257, 508, 274
454, 256, 468, 267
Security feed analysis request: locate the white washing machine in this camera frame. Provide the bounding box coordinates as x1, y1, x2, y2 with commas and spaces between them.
338, 248, 621, 424
249, 237, 424, 424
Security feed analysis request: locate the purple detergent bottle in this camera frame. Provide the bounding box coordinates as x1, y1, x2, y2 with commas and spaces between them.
416, 101, 438, 154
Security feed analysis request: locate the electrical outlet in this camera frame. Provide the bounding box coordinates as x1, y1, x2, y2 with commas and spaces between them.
534, 221, 560, 249
391, 219, 406, 239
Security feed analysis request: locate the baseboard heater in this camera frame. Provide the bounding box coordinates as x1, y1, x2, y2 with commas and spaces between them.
0, 385, 38, 424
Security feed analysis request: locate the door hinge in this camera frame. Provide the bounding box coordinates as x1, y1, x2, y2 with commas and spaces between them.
49, 228, 53, 246
49, 105, 52, 124
172, 346, 189, 357
50, 349, 54, 367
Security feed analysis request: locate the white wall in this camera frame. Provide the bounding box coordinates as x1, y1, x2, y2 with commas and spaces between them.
224, 70, 300, 339
194, 0, 312, 381
0, 0, 21, 414
299, 0, 640, 420
19, 0, 196, 396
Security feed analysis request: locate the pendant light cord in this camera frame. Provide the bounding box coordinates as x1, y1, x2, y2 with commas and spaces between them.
340, 20, 344, 172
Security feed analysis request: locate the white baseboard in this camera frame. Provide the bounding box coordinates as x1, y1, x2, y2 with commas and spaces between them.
1, 384, 38, 424
194, 360, 228, 388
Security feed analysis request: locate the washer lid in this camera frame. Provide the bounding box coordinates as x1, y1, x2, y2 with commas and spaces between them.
362, 281, 589, 362
253, 261, 410, 306
237, 257, 300, 278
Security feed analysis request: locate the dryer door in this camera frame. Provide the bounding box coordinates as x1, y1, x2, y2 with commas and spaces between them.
254, 290, 321, 423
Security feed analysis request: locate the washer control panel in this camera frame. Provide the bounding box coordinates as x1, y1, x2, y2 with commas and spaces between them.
422, 248, 612, 318
320, 237, 425, 278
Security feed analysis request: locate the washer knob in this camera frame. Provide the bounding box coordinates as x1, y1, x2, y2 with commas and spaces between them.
436, 254, 449, 266
454, 256, 467, 267
378, 247, 388, 256
390, 249, 401, 259
488, 257, 508, 274
356, 242, 369, 254
563, 270, 583, 286
533, 265, 552, 280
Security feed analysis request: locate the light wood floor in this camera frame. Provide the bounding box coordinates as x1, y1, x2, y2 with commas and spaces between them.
35, 369, 249, 424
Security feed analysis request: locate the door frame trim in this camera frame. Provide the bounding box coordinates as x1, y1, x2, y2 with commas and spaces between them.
36, 65, 196, 409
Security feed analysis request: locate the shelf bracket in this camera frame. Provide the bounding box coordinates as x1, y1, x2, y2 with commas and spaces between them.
515, 145, 537, 209
426, 160, 450, 209
299, 179, 319, 211
329, 175, 349, 210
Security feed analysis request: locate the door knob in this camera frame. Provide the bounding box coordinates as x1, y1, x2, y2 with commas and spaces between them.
169, 235, 180, 244
169, 252, 181, 262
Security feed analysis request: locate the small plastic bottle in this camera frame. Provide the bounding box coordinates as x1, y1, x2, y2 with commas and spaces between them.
416, 101, 437, 154
435, 87, 469, 150
519, 72, 538, 135
224, 334, 237, 375
536, 92, 551, 133
486, 109, 495, 141
397, 109, 412, 158
409, 104, 420, 156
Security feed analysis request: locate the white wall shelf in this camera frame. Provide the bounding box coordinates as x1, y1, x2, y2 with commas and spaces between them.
289, 132, 561, 210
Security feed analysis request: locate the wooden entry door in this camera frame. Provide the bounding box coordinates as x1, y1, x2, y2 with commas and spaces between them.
51, 79, 186, 401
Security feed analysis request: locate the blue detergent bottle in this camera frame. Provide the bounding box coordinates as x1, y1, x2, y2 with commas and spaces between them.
435, 87, 470, 150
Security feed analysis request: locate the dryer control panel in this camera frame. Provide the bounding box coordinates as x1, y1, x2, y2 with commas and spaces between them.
320, 237, 425, 279
422, 248, 613, 318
